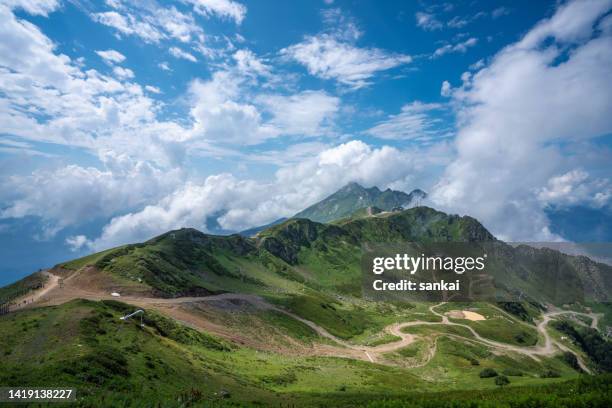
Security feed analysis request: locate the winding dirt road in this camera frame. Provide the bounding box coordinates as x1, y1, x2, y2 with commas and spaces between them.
23, 271, 597, 371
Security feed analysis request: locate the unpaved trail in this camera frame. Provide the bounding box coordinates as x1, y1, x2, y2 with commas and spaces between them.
9, 271, 59, 311
27, 272, 597, 371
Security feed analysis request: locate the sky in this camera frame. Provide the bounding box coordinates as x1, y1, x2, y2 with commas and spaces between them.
1, 0, 611, 286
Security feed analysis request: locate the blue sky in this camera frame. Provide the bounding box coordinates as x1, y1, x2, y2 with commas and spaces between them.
1, 0, 611, 285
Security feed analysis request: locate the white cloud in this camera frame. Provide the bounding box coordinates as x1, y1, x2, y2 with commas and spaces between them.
188, 72, 275, 144
415, 12, 443, 31
154, 6, 204, 43
440, 80, 451, 97
492, 7, 510, 19
92, 11, 165, 43
95, 49, 126, 64
447, 16, 468, 29
469, 59, 485, 70
4, 0, 59, 16
66, 235, 88, 251
112, 66, 134, 79
92, 3, 205, 45
169, 46, 198, 62
366, 102, 446, 140
1, 152, 183, 235
417, 7, 508, 31
0, 5, 191, 166
83, 140, 444, 250
519, 0, 611, 48
158, 61, 171, 71
282, 34, 411, 89
188, 66, 339, 144
145, 85, 162, 94
257, 90, 339, 136
537, 170, 612, 208
233, 49, 271, 77
319, 7, 362, 41
432, 37, 477, 58
431, 0, 612, 241
281, 7, 408, 89
187, 0, 247, 24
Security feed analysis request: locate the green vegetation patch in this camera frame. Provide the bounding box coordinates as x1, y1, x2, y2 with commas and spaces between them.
275, 293, 373, 339
553, 319, 612, 372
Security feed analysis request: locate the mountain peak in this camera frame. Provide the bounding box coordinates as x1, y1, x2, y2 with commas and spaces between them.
338, 181, 372, 193
294, 183, 427, 223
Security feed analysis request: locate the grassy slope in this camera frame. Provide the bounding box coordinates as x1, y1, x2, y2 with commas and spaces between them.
435, 302, 540, 346
1, 299, 603, 407
0, 300, 430, 406
365, 374, 612, 408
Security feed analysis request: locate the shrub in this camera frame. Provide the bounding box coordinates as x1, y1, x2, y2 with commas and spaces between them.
495, 375, 510, 386
562, 351, 581, 371
541, 369, 561, 378
479, 368, 498, 378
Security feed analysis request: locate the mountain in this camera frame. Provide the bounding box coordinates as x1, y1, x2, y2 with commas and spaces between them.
3, 205, 612, 406
238, 183, 425, 238
45, 206, 610, 305
239, 217, 287, 237
294, 182, 427, 223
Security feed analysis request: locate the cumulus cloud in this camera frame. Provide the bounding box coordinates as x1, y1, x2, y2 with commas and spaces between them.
537, 170, 612, 208
0, 5, 191, 165
431, 0, 612, 241
257, 91, 339, 136
0, 152, 183, 237
112, 66, 134, 79
66, 235, 88, 251
188, 72, 275, 144
83, 140, 447, 250
188, 67, 339, 144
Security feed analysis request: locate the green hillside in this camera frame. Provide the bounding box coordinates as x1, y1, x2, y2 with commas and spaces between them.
2, 299, 609, 407
54, 206, 612, 316
3, 204, 612, 407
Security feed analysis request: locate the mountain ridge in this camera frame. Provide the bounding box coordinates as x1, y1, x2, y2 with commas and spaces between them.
293, 182, 427, 224
40, 205, 611, 306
